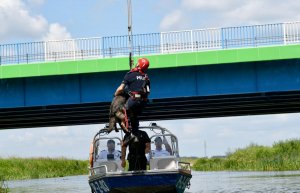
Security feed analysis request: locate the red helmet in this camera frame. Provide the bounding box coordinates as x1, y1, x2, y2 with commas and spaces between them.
136, 58, 149, 72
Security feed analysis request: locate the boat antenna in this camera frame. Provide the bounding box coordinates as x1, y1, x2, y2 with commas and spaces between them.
127, 0, 133, 69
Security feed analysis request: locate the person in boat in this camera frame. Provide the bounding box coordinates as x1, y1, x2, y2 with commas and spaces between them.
121, 129, 151, 171
147, 136, 172, 160
110, 58, 150, 134
98, 139, 121, 161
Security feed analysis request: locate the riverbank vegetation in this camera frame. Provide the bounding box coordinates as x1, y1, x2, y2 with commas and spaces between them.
1, 139, 299, 181
0, 176, 9, 193
180, 157, 199, 166
0, 157, 88, 180
193, 139, 300, 171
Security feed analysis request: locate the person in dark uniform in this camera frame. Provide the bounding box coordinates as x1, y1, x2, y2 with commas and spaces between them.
114, 58, 150, 133
121, 129, 151, 171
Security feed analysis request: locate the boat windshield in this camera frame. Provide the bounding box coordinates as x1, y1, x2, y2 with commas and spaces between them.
95, 137, 122, 161
91, 123, 179, 167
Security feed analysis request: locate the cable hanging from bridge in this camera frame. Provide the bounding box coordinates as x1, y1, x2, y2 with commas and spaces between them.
127, 0, 133, 70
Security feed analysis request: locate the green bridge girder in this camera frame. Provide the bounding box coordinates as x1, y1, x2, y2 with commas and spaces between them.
1, 44, 300, 79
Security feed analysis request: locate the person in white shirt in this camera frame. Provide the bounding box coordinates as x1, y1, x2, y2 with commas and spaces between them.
151, 136, 172, 158
98, 139, 121, 161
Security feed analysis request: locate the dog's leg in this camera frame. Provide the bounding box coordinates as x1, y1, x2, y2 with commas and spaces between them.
108, 116, 117, 133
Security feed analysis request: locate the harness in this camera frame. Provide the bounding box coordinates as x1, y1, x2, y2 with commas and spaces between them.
129, 91, 147, 101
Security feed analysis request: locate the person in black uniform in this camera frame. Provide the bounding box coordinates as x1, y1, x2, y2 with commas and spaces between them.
114, 58, 150, 133
121, 129, 151, 171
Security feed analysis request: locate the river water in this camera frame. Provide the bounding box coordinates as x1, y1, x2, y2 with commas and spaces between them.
7, 171, 300, 193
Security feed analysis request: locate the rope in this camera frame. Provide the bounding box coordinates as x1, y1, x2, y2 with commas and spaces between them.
127, 0, 133, 69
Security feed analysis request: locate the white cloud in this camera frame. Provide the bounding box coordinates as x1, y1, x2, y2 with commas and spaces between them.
8, 132, 33, 142
161, 0, 300, 30
0, 125, 100, 159
160, 9, 188, 31
155, 113, 300, 157
45, 126, 70, 136
42, 23, 72, 41
0, 0, 71, 42
182, 0, 244, 11
0, 114, 299, 159
0, 0, 47, 39
225, 0, 300, 25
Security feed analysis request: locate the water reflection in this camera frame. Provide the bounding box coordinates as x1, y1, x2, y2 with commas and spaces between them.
187, 171, 300, 193
8, 175, 90, 193
8, 171, 300, 193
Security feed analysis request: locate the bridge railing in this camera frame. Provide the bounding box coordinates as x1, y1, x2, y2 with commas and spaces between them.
44, 37, 102, 62
284, 21, 300, 44
0, 21, 299, 65
102, 33, 161, 58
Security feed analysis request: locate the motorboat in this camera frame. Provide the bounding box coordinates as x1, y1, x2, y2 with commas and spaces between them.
88, 123, 192, 193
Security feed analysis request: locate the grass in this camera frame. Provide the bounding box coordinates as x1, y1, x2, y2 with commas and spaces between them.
193, 138, 300, 171
180, 157, 199, 166
1, 139, 299, 180
0, 176, 9, 193
0, 157, 89, 180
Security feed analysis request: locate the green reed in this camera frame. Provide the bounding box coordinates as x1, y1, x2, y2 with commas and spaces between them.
193, 139, 300, 171
0, 157, 89, 180
180, 157, 199, 166
0, 176, 9, 193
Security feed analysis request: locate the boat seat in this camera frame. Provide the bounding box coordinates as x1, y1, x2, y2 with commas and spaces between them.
93, 160, 121, 174
150, 156, 178, 170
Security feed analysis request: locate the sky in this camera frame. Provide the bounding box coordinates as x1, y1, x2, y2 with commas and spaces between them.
0, 0, 300, 159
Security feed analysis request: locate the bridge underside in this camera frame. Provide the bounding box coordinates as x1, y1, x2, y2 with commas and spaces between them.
1, 57, 300, 129
1, 90, 300, 129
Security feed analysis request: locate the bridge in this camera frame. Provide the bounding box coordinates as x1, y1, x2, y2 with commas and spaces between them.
1, 21, 300, 129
